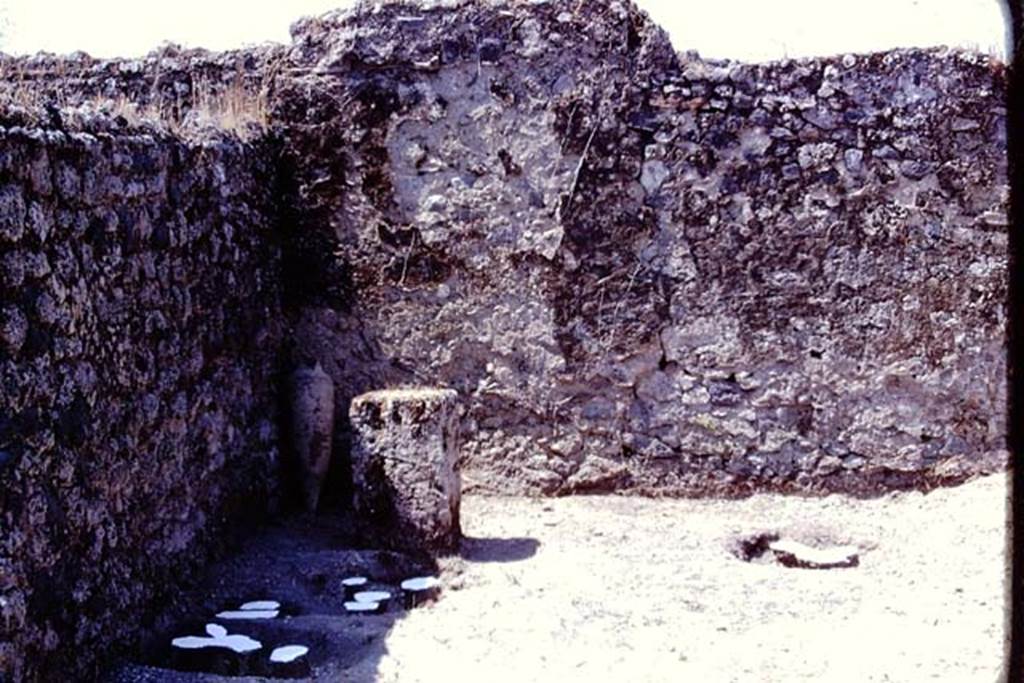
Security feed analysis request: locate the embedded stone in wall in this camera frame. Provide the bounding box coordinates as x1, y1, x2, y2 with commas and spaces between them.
349, 388, 461, 554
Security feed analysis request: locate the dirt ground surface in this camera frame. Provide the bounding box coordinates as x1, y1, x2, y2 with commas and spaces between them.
112, 472, 1009, 682
368, 473, 1009, 683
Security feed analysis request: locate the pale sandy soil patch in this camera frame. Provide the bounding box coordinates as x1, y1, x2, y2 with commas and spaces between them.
367, 474, 1008, 682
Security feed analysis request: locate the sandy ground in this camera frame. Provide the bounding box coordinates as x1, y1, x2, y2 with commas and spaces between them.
363, 473, 1009, 683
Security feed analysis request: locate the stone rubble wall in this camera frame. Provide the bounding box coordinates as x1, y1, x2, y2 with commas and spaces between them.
0, 0, 1011, 678
0, 45, 284, 120
273, 0, 1008, 496
0, 112, 283, 681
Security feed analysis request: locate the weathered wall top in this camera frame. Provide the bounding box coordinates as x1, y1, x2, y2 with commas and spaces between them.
0, 43, 282, 105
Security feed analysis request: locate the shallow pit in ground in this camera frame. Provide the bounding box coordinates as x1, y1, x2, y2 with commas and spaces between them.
729, 531, 862, 569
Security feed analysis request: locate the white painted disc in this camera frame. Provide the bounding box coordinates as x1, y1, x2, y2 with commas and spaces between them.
172, 636, 211, 650
270, 645, 309, 663
344, 601, 379, 612
205, 624, 227, 638
353, 591, 391, 603
341, 576, 368, 587
172, 632, 262, 653
401, 576, 440, 591
215, 609, 279, 620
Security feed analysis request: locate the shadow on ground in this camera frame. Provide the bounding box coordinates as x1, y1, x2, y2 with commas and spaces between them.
106, 513, 540, 682
459, 536, 540, 563
106, 512, 433, 681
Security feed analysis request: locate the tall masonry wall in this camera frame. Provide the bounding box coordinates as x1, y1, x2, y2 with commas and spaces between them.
0, 0, 1011, 679
274, 0, 1008, 497
0, 111, 283, 681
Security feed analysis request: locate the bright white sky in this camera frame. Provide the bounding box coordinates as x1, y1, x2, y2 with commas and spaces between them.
0, 0, 1011, 62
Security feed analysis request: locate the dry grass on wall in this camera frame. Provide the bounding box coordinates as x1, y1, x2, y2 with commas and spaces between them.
0, 64, 270, 139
